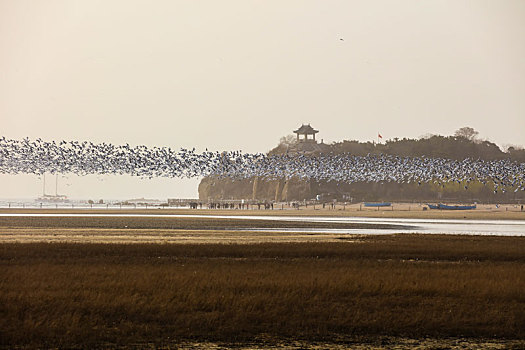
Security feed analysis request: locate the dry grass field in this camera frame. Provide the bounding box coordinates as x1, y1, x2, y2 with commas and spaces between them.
1, 232, 524, 349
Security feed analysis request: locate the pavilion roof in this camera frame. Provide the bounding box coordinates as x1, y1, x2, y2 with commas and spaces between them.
293, 124, 319, 134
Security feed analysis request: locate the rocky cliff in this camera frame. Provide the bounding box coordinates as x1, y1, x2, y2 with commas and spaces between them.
199, 176, 525, 203
198, 176, 312, 202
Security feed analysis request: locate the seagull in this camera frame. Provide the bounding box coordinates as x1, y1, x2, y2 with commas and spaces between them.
0, 136, 523, 199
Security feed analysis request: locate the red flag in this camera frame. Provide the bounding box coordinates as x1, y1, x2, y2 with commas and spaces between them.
378, 133, 383, 139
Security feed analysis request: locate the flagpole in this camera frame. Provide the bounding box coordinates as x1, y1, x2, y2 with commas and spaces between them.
377, 132, 382, 144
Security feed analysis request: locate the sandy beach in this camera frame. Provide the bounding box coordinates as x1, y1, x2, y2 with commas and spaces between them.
1, 202, 525, 220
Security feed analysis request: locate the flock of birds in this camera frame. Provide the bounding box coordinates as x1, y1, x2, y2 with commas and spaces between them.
1, 137, 524, 194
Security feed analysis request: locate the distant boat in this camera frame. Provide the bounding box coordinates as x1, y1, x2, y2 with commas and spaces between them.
427, 203, 476, 210
364, 202, 392, 207
36, 173, 69, 203
36, 194, 69, 203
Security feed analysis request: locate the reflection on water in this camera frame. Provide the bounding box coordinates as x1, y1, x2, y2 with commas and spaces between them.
0, 213, 524, 236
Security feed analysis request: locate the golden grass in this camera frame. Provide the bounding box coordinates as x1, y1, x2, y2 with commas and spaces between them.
1, 235, 524, 348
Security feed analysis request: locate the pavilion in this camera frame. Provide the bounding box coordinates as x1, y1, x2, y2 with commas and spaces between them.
293, 124, 319, 142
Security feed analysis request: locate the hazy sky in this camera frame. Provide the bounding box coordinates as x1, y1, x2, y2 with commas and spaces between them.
1, 0, 525, 200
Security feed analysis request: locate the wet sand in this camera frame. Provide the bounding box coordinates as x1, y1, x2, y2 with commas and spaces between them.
0, 215, 391, 244
1, 208, 524, 243
1, 205, 525, 220
0, 227, 362, 244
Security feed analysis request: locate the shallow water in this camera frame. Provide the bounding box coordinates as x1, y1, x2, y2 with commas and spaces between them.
0, 213, 524, 236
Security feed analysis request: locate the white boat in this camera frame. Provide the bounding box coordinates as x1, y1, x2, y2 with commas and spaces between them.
35, 173, 69, 203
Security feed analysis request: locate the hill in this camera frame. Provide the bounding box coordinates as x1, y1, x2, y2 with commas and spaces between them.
199, 129, 525, 203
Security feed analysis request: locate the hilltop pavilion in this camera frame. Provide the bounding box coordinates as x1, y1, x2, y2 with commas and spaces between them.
293, 124, 319, 142
289, 124, 330, 153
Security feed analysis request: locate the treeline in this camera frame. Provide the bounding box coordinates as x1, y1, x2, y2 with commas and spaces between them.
332, 136, 525, 161
272, 130, 525, 162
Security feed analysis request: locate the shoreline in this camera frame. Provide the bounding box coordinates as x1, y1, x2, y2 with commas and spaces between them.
1, 206, 524, 220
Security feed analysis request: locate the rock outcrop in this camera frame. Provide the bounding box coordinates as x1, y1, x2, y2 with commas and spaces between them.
198, 176, 312, 202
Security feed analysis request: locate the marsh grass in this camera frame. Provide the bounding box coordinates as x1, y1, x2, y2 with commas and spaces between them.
1, 235, 524, 348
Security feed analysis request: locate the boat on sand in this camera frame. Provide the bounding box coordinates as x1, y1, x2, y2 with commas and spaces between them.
427, 203, 476, 210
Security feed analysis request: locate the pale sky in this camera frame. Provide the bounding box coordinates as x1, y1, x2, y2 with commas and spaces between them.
1, 0, 525, 200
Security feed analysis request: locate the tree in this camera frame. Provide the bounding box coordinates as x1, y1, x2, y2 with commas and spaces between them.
268, 135, 298, 155
507, 145, 525, 162
454, 127, 479, 141
279, 134, 297, 146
